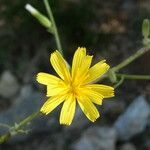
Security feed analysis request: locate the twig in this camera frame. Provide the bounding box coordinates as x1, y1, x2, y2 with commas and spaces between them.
0, 111, 40, 144
43, 0, 63, 55
116, 73, 150, 80
114, 77, 124, 89
112, 44, 150, 72
0, 123, 10, 129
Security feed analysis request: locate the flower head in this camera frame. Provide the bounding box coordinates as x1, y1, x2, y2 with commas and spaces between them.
37, 47, 114, 125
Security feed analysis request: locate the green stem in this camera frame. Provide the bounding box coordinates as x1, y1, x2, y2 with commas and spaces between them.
15, 111, 41, 129
0, 133, 11, 144
114, 76, 124, 89
0, 111, 40, 144
0, 123, 10, 129
43, 0, 63, 55
112, 44, 150, 72
116, 73, 150, 80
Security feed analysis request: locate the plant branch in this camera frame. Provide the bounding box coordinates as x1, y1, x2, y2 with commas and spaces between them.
112, 44, 150, 72
113, 76, 124, 89
0, 111, 40, 144
116, 73, 150, 80
43, 0, 63, 55
0, 123, 10, 129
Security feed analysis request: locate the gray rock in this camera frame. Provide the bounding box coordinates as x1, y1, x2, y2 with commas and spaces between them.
0, 70, 20, 98
119, 143, 136, 150
72, 126, 117, 150
114, 95, 150, 141
0, 84, 59, 142
0, 85, 41, 127
103, 98, 125, 114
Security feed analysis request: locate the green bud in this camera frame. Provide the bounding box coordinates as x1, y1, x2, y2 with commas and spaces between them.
108, 70, 117, 83
25, 4, 52, 29
142, 19, 149, 38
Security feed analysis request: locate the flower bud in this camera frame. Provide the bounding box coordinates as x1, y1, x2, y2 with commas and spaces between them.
142, 19, 149, 38
25, 4, 52, 29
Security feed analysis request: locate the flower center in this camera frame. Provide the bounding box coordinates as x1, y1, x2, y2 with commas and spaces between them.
67, 81, 79, 96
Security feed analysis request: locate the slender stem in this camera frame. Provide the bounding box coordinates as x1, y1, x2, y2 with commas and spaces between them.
0, 133, 11, 144
43, 0, 63, 55
116, 73, 150, 80
0, 123, 10, 129
15, 111, 41, 129
112, 44, 150, 72
0, 111, 41, 144
114, 76, 124, 89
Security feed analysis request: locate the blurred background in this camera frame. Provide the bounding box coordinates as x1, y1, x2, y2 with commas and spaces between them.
0, 0, 150, 149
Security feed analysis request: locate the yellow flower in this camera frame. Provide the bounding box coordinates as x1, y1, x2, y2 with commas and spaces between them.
36, 47, 114, 125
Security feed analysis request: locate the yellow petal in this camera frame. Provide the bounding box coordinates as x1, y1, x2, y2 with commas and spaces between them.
79, 55, 93, 74
86, 84, 114, 98
73, 55, 93, 85
71, 47, 86, 79
36, 72, 62, 85
46, 79, 68, 96
50, 51, 71, 82
84, 60, 110, 84
47, 85, 68, 97
37, 72, 67, 96
60, 94, 76, 125
77, 96, 100, 122
79, 87, 104, 105
40, 95, 66, 115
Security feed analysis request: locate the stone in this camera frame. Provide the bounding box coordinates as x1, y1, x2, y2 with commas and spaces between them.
0, 70, 20, 98
119, 143, 136, 150
103, 98, 125, 114
71, 126, 117, 150
114, 95, 150, 141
